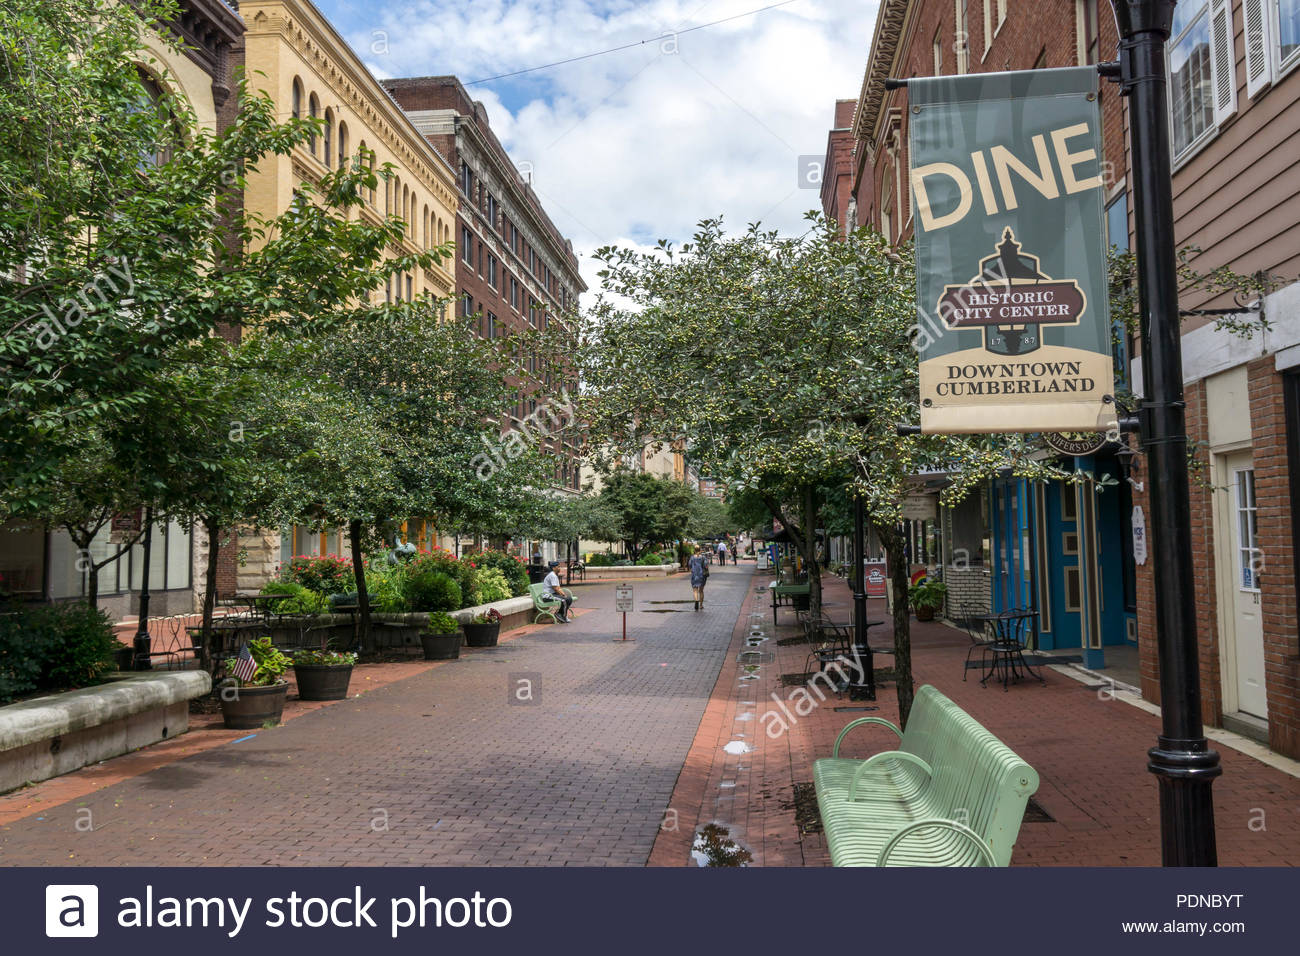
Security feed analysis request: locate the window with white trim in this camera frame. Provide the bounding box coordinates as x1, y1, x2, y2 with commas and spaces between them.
1244, 0, 1300, 96
955, 0, 969, 73
1235, 468, 1261, 590
1168, 0, 1236, 163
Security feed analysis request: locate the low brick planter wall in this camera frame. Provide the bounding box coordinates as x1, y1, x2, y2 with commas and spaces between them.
0, 671, 211, 794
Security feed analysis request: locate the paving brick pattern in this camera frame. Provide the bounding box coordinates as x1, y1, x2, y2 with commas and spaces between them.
654, 571, 1300, 867
0, 569, 750, 867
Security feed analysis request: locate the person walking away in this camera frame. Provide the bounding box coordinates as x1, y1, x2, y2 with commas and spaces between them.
543, 561, 574, 622
717, 540, 728, 566
689, 547, 709, 611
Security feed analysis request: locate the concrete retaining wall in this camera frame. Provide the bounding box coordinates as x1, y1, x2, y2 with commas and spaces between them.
0, 671, 211, 794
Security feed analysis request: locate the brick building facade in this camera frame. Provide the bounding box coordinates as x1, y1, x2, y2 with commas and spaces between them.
847, 0, 1300, 759
382, 76, 586, 515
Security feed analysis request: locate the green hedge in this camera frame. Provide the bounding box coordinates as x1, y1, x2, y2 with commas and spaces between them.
0, 601, 119, 704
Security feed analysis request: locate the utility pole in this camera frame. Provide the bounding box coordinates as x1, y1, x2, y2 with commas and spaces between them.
1112, 0, 1221, 865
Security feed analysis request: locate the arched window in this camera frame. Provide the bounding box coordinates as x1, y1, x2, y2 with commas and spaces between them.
308, 93, 319, 155
358, 139, 371, 201
337, 120, 348, 170
323, 109, 333, 167
135, 68, 179, 167
402, 185, 410, 233
291, 77, 303, 119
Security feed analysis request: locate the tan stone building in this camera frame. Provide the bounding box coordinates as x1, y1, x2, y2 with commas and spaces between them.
235, 0, 460, 586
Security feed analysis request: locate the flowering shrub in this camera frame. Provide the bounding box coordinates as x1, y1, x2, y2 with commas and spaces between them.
282, 554, 354, 595
462, 549, 529, 597
468, 567, 511, 605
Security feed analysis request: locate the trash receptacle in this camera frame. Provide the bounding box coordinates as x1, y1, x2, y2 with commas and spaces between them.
527, 564, 548, 584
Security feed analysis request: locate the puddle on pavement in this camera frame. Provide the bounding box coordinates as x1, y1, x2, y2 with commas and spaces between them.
691, 823, 753, 867
734, 712, 755, 721
723, 740, 753, 755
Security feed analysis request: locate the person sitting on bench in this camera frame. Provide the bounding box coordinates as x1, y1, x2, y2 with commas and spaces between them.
543, 561, 574, 623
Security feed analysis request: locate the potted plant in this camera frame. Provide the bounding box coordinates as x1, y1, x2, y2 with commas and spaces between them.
292, 647, 358, 701
908, 578, 949, 622
219, 637, 292, 729
463, 608, 502, 648
420, 611, 462, 660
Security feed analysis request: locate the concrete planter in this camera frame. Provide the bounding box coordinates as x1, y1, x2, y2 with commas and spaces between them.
0, 671, 211, 793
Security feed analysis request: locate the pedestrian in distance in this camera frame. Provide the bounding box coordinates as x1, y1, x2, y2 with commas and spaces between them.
689, 546, 709, 611
543, 560, 574, 622
717, 540, 728, 566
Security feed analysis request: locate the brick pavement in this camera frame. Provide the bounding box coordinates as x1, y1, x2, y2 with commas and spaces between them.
0, 568, 751, 866
652, 570, 1300, 866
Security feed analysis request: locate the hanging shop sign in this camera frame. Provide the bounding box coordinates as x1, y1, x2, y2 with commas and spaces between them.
909, 67, 1116, 434
1045, 431, 1110, 457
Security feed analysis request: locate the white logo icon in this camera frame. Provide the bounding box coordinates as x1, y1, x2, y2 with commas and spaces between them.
46, 885, 99, 937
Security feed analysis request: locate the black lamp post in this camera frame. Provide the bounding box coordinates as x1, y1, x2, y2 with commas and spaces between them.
1111, 0, 1221, 865
132, 506, 154, 671
849, 492, 876, 701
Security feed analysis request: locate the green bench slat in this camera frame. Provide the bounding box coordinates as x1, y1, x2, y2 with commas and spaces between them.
813, 685, 1039, 867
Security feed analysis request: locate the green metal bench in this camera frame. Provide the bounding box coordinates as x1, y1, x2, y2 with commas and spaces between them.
813, 684, 1039, 866
529, 583, 562, 624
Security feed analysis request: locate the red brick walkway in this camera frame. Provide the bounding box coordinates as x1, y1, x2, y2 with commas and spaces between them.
652, 571, 1300, 866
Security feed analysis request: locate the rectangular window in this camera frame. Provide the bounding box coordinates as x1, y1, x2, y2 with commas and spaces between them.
510, 276, 519, 310
1106, 191, 1129, 251
460, 162, 473, 197
406, 274, 413, 301
0, 520, 45, 596
955, 0, 969, 73
1281, 0, 1300, 69
934, 28, 944, 74
488, 254, 498, 289
477, 242, 483, 275
983, 0, 993, 55
1235, 468, 1261, 590
1168, 0, 1236, 163
487, 312, 497, 339
1079, 0, 1100, 65
461, 225, 473, 264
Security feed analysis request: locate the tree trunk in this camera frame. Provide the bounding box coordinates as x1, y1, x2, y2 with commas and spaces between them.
565, 539, 572, 586
200, 515, 221, 673
878, 523, 914, 728
802, 485, 822, 620
349, 519, 372, 653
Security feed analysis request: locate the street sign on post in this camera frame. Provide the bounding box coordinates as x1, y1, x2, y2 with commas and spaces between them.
614, 584, 633, 642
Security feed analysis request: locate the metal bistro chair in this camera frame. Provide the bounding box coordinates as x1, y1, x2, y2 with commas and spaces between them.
803, 615, 855, 682
981, 611, 1044, 691
958, 603, 998, 682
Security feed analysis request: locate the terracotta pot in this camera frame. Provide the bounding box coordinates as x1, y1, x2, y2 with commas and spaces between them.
915, 605, 937, 622
220, 682, 288, 729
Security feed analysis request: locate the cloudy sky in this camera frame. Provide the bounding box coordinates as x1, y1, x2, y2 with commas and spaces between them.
314, 0, 876, 294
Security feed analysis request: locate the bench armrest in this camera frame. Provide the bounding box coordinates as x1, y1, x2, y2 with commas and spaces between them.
847, 750, 933, 801
876, 818, 996, 867
832, 716, 903, 757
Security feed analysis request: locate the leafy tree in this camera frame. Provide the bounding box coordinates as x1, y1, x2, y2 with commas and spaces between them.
582, 217, 1025, 724
263, 305, 548, 649
592, 470, 694, 561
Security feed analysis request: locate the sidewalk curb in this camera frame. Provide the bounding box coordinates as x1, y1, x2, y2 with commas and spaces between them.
1047, 662, 1300, 780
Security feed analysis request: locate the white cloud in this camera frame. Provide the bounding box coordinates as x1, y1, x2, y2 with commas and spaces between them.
336, 0, 874, 294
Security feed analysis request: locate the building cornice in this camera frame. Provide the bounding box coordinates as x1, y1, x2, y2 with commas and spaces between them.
852, 0, 911, 158
240, 0, 458, 214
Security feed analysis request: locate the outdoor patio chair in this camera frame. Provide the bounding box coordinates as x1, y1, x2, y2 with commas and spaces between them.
957, 602, 997, 681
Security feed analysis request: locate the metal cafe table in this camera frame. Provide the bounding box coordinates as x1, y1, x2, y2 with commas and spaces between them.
974, 609, 1044, 691
770, 582, 812, 626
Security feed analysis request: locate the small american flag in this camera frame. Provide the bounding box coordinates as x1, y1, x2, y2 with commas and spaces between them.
231, 644, 258, 683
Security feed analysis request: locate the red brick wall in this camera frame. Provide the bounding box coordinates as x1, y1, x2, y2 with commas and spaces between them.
1247, 359, 1300, 757
854, 2, 1125, 244
1134, 362, 1300, 760
1133, 379, 1221, 728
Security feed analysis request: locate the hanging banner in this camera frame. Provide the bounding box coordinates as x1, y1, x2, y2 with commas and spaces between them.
909, 67, 1116, 434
